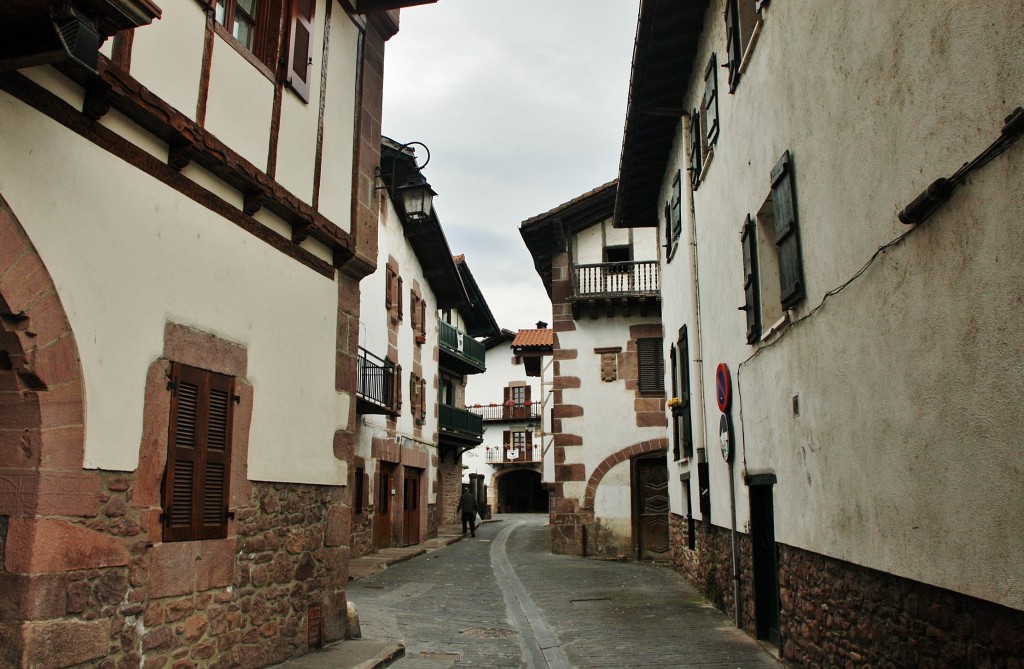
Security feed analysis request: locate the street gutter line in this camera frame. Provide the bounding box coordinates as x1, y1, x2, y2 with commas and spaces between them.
490, 520, 571, 669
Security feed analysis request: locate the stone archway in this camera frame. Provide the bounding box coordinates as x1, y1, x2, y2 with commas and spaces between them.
582, 437, 668, 511
495, 467, 548, 513
0, 193, 90, 667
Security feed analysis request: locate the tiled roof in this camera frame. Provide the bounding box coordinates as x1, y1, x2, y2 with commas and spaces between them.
521, 180, 617, 227
512, 329, 554, 349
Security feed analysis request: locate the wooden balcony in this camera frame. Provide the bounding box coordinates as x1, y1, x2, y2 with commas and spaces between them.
356, 347, 397, 415
485, 445, 542, 466
570, 260, 661, 318
468, 402, 542, 423
439, 403, 484, 444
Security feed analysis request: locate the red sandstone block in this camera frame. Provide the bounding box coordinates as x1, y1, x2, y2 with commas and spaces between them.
629, 323, 663, 339
163, 323, 247, 378
0, 221, 29, 276
34, 370, 84, 422
552, 320, 576, 333
21, 289, 70, 349
0, 392, 40, 431
553, 348, 578, 360
23, 620, 109, 667
555, 463, 585, 482
149, 542, 198, 598
636, 412, 668, 428
195, 539, 235, 592
230, 382, 254, 506
553, 376, 581, 389
0, 245, 50, 313
33, 471, 102, 517
551, 404, 584, 419
5, 518, 129, 574
0, 428, 41, 468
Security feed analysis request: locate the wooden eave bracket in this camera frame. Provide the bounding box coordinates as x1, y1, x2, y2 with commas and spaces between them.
60, 55, 360, 272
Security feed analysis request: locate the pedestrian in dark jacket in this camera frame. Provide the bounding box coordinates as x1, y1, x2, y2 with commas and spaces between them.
457, 488, 478, 537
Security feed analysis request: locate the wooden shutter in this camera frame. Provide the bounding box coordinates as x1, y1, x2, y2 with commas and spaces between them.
671, 171, 683, 242
285, 0, 315, 102
524, 386, 531, 403
418, 377, 426, 422
704, 55, 719, 146
678, 326, 694, 459
689, 110, 702, 189
636, 338, 664, 393
725, 0, 742, 91
771, 151, 806, 309
385, 266, 394, 309
741, 215, 761, 344
503, 430, 510, 446
409, 373, 418, 418
669, 343, 680, 461
755, 0, 770, 11
396, 277, 403, 321
163, 363, 233, 542
394, 363, 403, 412
664, 204, 673, 252
419, 299, 427, 337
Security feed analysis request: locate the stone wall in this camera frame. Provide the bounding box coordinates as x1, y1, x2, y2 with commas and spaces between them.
667, 514, 1024, 668
437, 455, 462, 527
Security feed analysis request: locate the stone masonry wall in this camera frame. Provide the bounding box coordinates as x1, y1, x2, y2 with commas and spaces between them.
668, 514, 1024, 668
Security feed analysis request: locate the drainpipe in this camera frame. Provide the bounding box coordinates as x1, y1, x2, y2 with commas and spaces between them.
684, 113, 740, 628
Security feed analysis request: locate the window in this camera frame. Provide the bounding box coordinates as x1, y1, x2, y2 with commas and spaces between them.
213, 0, 315, 102
689, 109, 703, 190
724, 0, 762, 91
162, 363, 235, 542
604, 245, 632, 274
669, 171, 683, 259
636, 337, 665, 394
741, 151, 806, 343
511, 386, 526, 404
675, 327, 694, 460
411, 293, 425, 343
409, 373, 427, 424
703, 55, 720, 148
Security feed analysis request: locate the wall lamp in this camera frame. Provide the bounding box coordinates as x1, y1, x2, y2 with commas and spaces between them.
387, 140, 437, 223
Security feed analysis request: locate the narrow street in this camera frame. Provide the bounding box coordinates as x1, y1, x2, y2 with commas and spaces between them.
347, 514, 783, 669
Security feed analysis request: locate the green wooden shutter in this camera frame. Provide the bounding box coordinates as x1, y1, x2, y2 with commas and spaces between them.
671, 170, 683, 242
669, 343, 680, 461
286, 0, 315, 102
771, 151, 806, 309
704, 55, 719, 146
689, 109, 703, 189
678, 326, 694, 459
741, 215, 761, 344
725, 0, 742, 91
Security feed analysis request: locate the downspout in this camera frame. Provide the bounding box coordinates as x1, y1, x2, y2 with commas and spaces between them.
684, 113, 740, 629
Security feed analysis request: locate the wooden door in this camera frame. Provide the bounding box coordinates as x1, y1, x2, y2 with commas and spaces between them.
750, 483, 781, 646
373, 465, 394, 549
634, 455, 670, 561
402, 472, 420, 546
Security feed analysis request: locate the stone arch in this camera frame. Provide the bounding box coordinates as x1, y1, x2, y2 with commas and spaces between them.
583, 438, 668, 510
494, 466, 548, 513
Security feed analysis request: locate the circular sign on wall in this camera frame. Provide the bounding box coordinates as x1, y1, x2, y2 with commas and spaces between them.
715, 363, 731, 413
719, 413, 733, 463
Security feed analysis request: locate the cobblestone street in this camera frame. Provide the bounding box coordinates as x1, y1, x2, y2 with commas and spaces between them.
347, 514, 783, 668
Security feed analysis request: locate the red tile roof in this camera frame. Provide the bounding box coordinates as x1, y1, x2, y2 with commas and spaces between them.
512, 328, 554, 348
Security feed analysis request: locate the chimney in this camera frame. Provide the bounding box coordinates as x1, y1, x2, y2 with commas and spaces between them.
536, 321, 548, 329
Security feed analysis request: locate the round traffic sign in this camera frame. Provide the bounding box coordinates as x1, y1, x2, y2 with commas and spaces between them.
715, 363, 731, 412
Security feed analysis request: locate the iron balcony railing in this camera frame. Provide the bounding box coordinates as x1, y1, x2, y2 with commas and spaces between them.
485, 445, 541, 465
572, 260, 660, 298
468, 402, 542, 422
356, 346, 396, 414
439, 403, 484, 439
438, 320, 485, 373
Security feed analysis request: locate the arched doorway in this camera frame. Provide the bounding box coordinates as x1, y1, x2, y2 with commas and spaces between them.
496, 469, 548, 513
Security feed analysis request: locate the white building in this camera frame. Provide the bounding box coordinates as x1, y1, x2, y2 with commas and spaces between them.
520, 181, 669, 560
614, 0, 1024, 664
0, 0, 433, 665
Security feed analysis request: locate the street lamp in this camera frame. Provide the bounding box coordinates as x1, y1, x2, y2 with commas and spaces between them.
387, 140, 436, 223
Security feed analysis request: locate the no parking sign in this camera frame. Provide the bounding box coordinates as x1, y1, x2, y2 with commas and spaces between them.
715, 363, 731, 413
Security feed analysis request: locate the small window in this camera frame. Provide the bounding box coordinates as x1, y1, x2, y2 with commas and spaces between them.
162, 363, 235, 542
636, 338, 665, 394
604, 245, 632, 274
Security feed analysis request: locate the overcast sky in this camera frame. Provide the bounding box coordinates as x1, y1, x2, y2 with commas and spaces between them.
381, 0, 641, 332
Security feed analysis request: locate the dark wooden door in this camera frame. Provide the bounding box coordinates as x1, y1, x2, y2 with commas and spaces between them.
402, 472, 420, 546
373, 465, 394, 549
750, 483, 781, 646
635, 455, 670, 561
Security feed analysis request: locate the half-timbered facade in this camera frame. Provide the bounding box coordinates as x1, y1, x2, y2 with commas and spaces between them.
0, 1, 433, 666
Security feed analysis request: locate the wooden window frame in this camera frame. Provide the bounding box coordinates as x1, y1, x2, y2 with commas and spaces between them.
162, 362, 235, 542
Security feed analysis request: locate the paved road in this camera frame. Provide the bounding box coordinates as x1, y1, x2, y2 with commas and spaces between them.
347, 514, 783, 669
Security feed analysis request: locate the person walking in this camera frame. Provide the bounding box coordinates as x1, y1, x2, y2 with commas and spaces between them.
457, 487, 479, 537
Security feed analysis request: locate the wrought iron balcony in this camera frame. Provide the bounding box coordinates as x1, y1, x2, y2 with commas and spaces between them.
356, 347, 397, 415
570, 260, 660, 318
468, 402, 542, 423
485, 445, 541, 465
439, 403, 484, 443
439, 321, 486, 375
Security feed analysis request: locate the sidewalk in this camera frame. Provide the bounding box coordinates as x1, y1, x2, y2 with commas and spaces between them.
273, 520, 498, 669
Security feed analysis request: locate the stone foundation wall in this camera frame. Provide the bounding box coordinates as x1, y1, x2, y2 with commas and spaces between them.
5, 474, 350, 669
350, 506, 374, 560
437, 456, 462, 526
667, 514, 1024, 668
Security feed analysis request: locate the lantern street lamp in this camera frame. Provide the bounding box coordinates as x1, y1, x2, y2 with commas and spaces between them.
385, 139, 436, 223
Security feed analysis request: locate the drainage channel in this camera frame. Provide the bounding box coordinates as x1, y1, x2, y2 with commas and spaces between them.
489, 520, 571, 669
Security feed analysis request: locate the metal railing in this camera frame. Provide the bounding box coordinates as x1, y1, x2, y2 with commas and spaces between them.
468, 403, 542, 421
439, 320, 486, 371
439, 403, 484, 438
356, 347, 396, 413
572, 260, 660, 298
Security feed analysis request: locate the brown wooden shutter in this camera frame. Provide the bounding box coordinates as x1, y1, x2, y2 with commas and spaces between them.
164, 363, 201, 542
636, 338, 664, 393
524, 386, 531, 403
771, 151, 806, 309
395, 363, 403, 412
704, 55, 719, 146
503, 430, 510, 446
285, 0, 315, 102
396, 277, 403, 320
419, 299, 427, 337
741, 215, 761, 344
200, 371, 234, 539
419, 378, 427, 422
664, 203, 673, 251
385, 266, 394, 310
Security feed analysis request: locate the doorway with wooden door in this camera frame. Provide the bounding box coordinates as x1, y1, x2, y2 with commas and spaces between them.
402, 469, 422, 546
374, 463, 395, 550
634, 454, 670, 561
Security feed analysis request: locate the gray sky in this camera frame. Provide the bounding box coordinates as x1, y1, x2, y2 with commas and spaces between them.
381, 0, 640, 332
